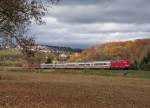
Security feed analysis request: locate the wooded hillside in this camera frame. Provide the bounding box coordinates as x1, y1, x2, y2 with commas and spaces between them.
68, 39, 150, 70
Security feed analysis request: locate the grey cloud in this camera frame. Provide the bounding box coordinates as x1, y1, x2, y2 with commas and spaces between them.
31, 20, 150, 48
61, 0, 110, 5
50, 0, 150, 24
31, 0, 150, 48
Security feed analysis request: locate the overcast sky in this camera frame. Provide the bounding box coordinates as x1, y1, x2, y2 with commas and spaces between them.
31, 0, 150, 48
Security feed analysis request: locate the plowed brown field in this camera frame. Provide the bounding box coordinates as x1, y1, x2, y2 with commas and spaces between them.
0, 70, 150, 108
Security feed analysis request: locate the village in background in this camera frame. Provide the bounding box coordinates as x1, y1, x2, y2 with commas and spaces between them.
0, 38, 149, 70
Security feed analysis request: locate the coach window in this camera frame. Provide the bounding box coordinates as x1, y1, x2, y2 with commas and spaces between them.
95, 63, 101, 65
86, 64, 90, 66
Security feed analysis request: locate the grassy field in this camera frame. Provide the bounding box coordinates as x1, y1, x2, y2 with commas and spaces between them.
0, 69, 150, 108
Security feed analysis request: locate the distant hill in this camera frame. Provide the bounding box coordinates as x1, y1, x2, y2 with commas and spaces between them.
0, 42, 83, 55
39, 45, 83, 55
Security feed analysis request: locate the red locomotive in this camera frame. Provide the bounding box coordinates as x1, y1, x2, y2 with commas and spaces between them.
111, 60, 130, 69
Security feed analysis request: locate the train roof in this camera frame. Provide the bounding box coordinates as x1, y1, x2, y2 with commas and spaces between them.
65, 61, 111, 64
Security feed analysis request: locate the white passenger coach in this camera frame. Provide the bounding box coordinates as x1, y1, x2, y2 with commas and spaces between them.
40, 61, 111, 69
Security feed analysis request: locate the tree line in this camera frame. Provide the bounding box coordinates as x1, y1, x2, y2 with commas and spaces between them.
68, 39, 150, 70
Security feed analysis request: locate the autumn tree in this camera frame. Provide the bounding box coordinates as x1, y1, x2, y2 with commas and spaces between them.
68, 54, 82, 62
0, 0, 59, 66
139, 45, 150, 70
46, 52, 55, 63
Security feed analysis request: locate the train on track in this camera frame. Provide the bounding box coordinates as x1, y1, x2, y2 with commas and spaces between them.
40, 60, 130, 70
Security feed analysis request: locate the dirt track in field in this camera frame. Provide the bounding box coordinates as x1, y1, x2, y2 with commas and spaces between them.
0, 71, 150, 108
